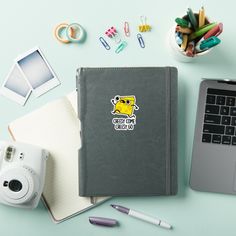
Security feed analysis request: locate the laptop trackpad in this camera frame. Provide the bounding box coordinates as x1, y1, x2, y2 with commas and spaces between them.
233, 163, 236, 192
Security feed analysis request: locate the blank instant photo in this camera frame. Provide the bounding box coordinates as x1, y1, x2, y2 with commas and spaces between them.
0, 64, 31, 106
16, 47, 60, 97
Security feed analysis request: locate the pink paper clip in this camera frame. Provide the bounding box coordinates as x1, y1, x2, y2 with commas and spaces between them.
124, 22, 130, 37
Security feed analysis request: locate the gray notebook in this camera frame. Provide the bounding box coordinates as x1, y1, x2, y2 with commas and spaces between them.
76, 67, 178, 196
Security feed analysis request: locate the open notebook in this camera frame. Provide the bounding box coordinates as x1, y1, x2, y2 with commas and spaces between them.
8, 91, 108, 223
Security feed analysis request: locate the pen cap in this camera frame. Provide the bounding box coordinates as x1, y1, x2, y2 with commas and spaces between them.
168, 13, 211, 62
89, 217, 118, 227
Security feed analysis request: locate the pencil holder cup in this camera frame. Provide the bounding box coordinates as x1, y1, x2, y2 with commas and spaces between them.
168, 14, 211, 63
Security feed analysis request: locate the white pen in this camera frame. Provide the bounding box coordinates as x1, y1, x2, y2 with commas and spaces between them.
111, 204, 172, 229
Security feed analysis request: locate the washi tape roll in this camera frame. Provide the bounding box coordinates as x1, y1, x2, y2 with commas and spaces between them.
66, 23, 85, 43
54, 23, 74, 43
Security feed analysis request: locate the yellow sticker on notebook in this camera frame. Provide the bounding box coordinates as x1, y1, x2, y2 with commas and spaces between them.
111, 95, 139, 131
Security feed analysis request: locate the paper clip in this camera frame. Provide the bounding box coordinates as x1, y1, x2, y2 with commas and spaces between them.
139, 16, 151, 32
99, 37, 111, 50
114, 33, 121, 44
137, 34, 145, 48
115, 41, 127, 53
124, 22, 130, 37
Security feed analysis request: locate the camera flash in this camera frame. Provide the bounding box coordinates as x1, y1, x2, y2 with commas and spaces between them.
5, 146, 15, 161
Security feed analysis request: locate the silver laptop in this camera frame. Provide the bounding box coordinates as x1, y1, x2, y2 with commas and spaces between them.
190, 79, 236, 194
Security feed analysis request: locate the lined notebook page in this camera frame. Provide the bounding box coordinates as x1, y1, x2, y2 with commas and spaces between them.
9, 93, 108, 223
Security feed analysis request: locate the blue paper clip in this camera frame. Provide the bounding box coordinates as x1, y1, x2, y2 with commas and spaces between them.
99, 37, 111, 50
137, 34, 145, 48
115, 41, 127, 54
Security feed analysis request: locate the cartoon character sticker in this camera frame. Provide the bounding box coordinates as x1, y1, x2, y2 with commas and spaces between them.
111, 95, 139, 118
111, 95, 139, 130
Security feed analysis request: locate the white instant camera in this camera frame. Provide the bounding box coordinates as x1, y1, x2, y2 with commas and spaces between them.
0, 141, 48, 209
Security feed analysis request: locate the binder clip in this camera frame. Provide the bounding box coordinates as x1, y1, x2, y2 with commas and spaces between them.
105, 27, 121, 44
139, 16, 151, 32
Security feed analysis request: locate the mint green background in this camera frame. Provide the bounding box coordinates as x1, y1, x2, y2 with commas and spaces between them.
0, 0, 236, 235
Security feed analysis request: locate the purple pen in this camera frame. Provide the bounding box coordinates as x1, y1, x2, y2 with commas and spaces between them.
111, 204, 172, 230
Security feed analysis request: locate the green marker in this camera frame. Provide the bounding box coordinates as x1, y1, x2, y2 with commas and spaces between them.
175, 17, 191, 28
189, 22, 217, 41
187, 8, 198, 30
196, 36, 221, 52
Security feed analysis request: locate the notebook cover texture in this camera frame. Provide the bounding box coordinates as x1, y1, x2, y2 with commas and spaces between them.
77, 67, 178, 196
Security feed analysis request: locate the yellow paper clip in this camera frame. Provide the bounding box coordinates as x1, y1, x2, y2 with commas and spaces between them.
139, 16, 151, 32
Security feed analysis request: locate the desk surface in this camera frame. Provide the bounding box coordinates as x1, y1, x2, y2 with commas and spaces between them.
0, 0, 236, 235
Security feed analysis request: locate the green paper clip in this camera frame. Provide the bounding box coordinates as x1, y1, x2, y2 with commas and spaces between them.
115, 41, 127, 54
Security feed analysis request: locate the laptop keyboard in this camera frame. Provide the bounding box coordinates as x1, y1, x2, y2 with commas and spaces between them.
202, 88, 236, 145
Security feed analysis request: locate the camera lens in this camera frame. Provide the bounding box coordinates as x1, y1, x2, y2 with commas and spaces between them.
8, 180, 22, 192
